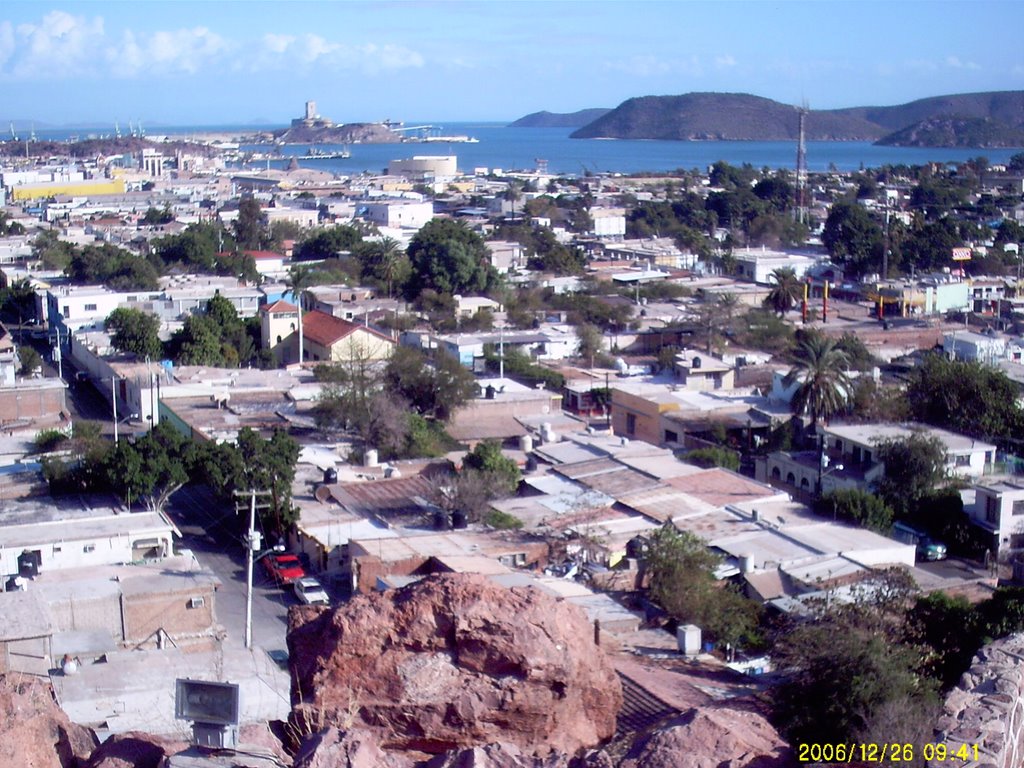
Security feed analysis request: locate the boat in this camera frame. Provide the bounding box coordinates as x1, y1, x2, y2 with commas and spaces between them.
305, 147, 351, 159
421, 135, 479, 144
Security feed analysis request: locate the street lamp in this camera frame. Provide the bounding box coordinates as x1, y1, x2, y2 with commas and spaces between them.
240, 489, 283, 650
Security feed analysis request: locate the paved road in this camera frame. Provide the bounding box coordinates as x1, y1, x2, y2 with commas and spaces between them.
166, 485, 294, 655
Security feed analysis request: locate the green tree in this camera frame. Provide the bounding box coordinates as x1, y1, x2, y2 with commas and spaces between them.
762, 266, 803, 316
575, 323, 604, 366
822, 201, 884, 278
105, 308, 163, 359
294, 225, 363, 261
198, 427, 300, 537
234, 196, 269, 250
404, 219, 499, 299
772, 616, 939, 746
783, 332, 853, 427
382, 346, 477, 421
102, 423, 190, 511
361, 236, 410, 298
904, 592, 984, 689
905, 352, 1024, 448
646, 525, 761, 648
816, 489, 894, 533
684, 446, 740, 471
874, 431, 948, 518
33, 230, 75, 270
462, 440, 521, 494
17, 346, 41, 377
285, 264, 316, 364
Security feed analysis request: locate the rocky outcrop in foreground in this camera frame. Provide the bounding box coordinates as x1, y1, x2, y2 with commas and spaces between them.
618, 700, 790, 768
0, 673, 97, 767
287, 573, 623, 757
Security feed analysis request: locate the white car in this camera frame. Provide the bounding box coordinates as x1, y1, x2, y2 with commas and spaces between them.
293, 576, 330, 606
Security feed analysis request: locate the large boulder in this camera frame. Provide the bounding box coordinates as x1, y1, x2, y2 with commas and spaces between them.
618, 700, 791, 768
85, 732, 189, 768
287, 573, 622, 756
293, 727, 413, 768
0, 673, 98, 768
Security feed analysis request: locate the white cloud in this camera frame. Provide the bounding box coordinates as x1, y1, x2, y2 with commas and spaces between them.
9, 11, 107, 78
0, 12, 422, 81
263, 33, 296, 55
714, 54, 737, 69
945, 56, 980, 71
605, 55, 702, 78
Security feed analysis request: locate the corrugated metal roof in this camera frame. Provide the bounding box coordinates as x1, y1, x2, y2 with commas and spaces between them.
665, 468, 779, 507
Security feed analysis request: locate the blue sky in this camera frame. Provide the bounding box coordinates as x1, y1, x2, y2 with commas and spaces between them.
1, 1, 1022, 126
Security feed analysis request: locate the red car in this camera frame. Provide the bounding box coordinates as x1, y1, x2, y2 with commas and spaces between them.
262, 553, 306, 586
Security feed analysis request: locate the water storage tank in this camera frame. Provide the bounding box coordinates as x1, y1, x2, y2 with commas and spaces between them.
692, 356, 702, 369
323, 467, 338, 484
433, 509, 449, 530
740, 554, 755, 573
676, 624, 701, 656
519, 434, 534, 453
364, 449, 379, 468
451, 509, 468, 529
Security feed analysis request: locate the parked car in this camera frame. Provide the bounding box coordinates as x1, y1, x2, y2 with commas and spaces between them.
293, 576, 330, 606
262, 553, 306, 585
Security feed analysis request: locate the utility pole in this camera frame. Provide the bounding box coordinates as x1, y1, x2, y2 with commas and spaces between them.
112, 377, 118, 444
235, 489, 274, 650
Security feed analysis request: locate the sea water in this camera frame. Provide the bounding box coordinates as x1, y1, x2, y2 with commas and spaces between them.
20, 122, 1022, 175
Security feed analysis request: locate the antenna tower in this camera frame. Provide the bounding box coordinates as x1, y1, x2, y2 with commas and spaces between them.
795, 100, 808, 225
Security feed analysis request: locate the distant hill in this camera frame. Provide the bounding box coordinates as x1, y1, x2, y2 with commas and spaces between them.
509, 109, 612, 128
878, 115, 1024, 148
569, 91, 1024, 147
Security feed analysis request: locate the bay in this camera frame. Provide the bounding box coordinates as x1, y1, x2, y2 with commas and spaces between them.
19, 121, 1022, 175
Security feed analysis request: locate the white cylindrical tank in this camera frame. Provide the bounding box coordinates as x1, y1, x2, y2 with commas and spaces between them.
364, 449, 379, 468
519, 434, 534, 453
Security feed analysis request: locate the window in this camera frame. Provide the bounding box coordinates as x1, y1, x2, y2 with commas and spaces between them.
664, 430, 678, 444
83, 543, 96, 553
786, 472, 796, 485
955, 454, 971, 467
84, 303, 97, 312
986, 496, 1001, 524
771, 467, 781, 480
626, 413, 636, 435
1013, 500, 1024, 517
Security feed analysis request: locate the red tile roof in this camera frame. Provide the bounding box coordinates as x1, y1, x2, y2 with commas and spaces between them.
300, 310, 395, 348
243, 250, 286, 260
261, 300, 297, 314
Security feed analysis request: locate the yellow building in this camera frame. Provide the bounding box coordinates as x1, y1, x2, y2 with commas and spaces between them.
293, 309, 395, 364
10, 178, 126, 201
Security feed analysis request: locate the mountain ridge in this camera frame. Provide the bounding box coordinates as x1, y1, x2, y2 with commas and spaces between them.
560, 91, 1024, 147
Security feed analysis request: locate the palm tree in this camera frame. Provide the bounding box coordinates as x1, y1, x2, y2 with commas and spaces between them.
783, 332, 853, 428
374, 237, 404, 299
763, 267, 803, 316
285, 265, 315, 365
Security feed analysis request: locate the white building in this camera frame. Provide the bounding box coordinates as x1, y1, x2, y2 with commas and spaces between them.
0, 501, 179, 583
589, 207, 627, 238
822, 423, 996, 480
970, 480, 1024, 554
362, 200, 435, 230
386, 156, 457, 181
733, 247, 820, 285
943, 330, 1009, 364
